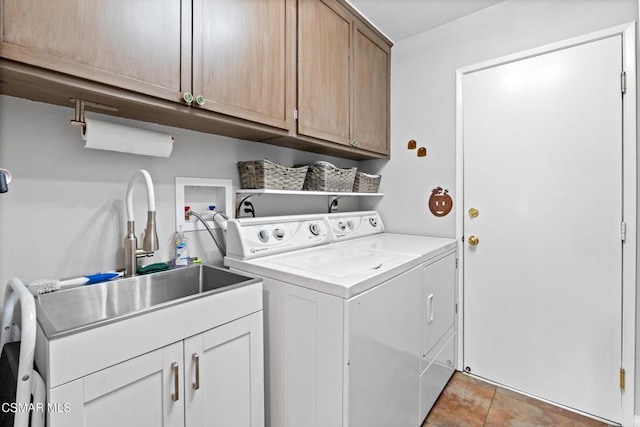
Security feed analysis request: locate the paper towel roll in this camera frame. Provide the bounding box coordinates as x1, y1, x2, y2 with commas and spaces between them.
82, 118, 174, 157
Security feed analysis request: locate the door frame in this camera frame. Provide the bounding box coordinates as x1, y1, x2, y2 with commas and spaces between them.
454, 23, 637, 425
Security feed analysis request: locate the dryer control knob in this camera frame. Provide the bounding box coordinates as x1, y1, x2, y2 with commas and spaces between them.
273, 229, 285, 240
258, 229, 270, 242
369, 217, 378, 228
347, 220, 355, 230
309, 223, 321, 236
338, 222, 347, 231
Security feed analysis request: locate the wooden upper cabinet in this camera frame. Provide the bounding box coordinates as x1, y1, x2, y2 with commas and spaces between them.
297, 0, 351, 145
297, 0, 391, 156
192, 0, 294, 130
353, 23, 390, 155
0, 0, 191, 102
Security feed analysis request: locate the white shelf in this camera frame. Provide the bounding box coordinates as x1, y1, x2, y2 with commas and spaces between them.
236, 189, 383, 197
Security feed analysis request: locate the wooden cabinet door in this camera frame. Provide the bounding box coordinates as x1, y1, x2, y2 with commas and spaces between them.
48, 342, 185, 427
192, 0, 293, 130
297, 0, 351, 145
0, 0, 191, 102
352, 23, 390, 155
184, 312, 265, 427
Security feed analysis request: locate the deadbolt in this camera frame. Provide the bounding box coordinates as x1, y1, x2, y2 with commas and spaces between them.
468, 208, 479, 218
468, 235, 480, 246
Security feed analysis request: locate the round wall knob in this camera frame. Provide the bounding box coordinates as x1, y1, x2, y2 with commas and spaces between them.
468, 235, 480, 246
183, 92, 194, 104
195, 95, 206, 106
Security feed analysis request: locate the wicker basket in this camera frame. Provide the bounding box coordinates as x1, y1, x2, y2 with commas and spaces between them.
238, 160, 308, 191
301, 161, 357, 192
353, 172, 381, 193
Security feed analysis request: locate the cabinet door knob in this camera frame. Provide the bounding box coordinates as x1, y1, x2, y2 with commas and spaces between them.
171, 362, 180, 401
195, 95, 206, 106
468, 235, 480, 246
183, 92, 194, 104
350, 140, 359, 147
192, 353, 200, 390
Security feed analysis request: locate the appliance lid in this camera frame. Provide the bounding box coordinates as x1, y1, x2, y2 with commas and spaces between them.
267, 246, 397, 278
226, 239, 421, 298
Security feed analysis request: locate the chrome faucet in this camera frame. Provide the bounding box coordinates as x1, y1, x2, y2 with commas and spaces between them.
124, 169, 159, 277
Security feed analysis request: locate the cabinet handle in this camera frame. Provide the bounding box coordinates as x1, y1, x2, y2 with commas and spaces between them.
350, 140, 359, 147
183, 92, 194, 104
195, 95, 206, 106
192, 353, 200, 390
171, 362, 179, 401
427, 294, 434, 324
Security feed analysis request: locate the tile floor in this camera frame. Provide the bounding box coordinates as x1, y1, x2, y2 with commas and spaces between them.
422, 372, 611, 427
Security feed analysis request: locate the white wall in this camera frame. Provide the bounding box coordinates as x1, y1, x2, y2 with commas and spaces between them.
361, 0, 637, 239
359, 0, 638, 418
0, 95, 359, 287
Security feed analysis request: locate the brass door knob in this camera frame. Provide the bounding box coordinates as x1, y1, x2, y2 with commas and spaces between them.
468, 235, 480, 246
468, 208, 479, 218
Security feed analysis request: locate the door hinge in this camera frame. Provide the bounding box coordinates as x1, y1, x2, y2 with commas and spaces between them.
455, 258, 459, 268
621, 71, 627, 95
293, 108, 298, 120
620, 368, 626, 390
455, 303, 458, 314
620, 221, 626, 241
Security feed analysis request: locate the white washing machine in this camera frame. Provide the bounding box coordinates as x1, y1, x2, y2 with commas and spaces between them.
225, 211, 457, 427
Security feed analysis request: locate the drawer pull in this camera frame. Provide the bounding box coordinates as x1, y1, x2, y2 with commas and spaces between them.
193, 353, 200, 390
171, 362, 179, 401
427, 294, 434, 324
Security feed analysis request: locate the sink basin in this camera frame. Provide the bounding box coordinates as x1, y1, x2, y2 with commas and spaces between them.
35, 264, 259, 338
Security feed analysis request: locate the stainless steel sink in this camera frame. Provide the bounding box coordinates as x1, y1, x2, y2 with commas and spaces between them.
35, 264, 258, 339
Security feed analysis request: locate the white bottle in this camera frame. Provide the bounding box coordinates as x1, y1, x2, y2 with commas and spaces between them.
175, 226, 190, 267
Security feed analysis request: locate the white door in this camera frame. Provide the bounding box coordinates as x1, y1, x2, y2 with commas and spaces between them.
462, 35, 623, 422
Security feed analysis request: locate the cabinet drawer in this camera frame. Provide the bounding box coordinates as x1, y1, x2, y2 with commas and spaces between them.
419, 333, 456, 422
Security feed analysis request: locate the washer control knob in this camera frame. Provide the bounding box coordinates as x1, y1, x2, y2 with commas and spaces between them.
273, 229, 285, 240
369, 217, 378, 228
338, 221, 347, 231
258, 229, 270, 242
347, 220, 355, 230
309, 223, 321, 236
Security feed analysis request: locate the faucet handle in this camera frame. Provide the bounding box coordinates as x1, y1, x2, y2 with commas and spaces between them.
142, 211, 159, 253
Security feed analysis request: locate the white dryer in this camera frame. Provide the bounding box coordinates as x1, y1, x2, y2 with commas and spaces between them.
225, 211, 457, 427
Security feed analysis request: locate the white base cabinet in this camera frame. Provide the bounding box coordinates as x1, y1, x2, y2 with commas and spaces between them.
38, 279, 265, 427
49, 312, 264, 427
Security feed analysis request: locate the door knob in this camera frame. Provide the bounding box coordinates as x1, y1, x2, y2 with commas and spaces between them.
468, 235, 480, 246
468, 208, 479, 218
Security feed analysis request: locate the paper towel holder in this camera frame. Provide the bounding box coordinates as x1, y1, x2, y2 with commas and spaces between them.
69, 98, 119, 134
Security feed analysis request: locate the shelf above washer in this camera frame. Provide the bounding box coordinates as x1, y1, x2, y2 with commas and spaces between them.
236, 189, 383, 197
235, 189, 383, 215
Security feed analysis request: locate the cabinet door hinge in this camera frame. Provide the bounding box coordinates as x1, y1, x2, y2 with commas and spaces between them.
455, 303, 458, 314
621, 71, 627, 95
293, 108, 298, 120
455, 258, 459, 268
621, 221, 626, 241
620, 368, 626, 390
